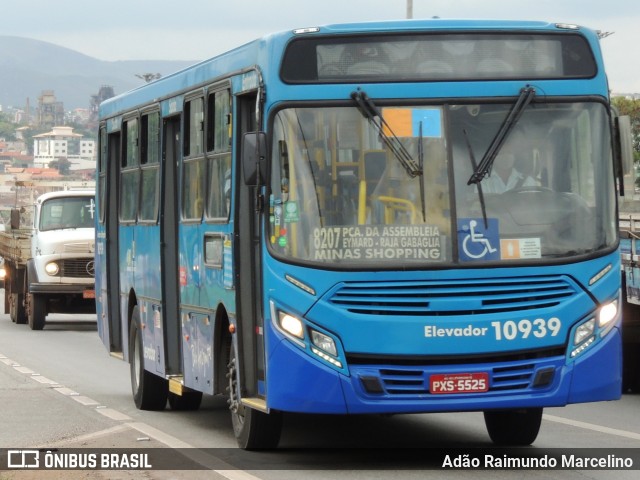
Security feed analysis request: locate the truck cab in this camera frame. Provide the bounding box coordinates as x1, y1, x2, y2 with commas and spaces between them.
2, 189, 96, 330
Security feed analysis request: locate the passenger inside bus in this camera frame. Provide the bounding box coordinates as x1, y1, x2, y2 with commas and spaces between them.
479, 153, 538, 194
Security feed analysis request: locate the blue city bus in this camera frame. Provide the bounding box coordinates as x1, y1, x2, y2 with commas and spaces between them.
96, 19, 627, 449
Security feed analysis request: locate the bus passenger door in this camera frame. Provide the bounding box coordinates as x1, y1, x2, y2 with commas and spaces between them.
104, 131, 122, 354
160, 116, 182, 376
234, 91, 265, 401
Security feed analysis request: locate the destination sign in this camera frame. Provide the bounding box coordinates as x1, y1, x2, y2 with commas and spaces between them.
310, 225, 444, 261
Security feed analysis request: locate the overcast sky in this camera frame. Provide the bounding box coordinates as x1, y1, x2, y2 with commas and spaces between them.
3, 0, 638, 93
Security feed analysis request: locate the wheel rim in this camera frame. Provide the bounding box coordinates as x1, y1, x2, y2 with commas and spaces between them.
132, 327, 141, 390
227, 354, 246, 430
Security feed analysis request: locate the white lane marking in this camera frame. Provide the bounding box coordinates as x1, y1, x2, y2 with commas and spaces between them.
126, 422, 265, 480
544, 414, 640, 442
1, 349, 266, 480
31, 375, 60, 385
14, 366, 35, 374
53, 386, 79, 396
95, 407, 132, 421
71, 395, 101, 406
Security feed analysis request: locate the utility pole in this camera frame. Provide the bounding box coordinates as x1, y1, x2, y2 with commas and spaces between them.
407, 0, 413, 19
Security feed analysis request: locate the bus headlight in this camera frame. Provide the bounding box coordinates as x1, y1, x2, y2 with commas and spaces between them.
574, 318, 595, 346
270, 302, 345, 371
45, 262, 60, 276
597, 299, 618, 330
571, 318, 595, 358
278, 311, 304, 339
310, 329, 342, 368
571, 297, 619, 358
311, 329, 338, 356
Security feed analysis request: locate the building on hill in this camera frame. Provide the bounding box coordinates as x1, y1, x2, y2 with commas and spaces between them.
0, 138, 31, 170
33, 126, 96, 170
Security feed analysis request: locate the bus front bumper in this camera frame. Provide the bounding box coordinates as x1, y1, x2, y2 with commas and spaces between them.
265, 327, 622, 414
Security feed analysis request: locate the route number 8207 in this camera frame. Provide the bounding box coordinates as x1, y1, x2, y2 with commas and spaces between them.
491, 318, 561, 341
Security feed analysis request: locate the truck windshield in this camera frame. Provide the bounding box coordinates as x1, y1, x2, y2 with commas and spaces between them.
268, 101, 616, 266
40, 197, 95, 231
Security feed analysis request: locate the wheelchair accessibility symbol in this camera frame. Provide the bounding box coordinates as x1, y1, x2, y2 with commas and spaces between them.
458, 218, 500, 261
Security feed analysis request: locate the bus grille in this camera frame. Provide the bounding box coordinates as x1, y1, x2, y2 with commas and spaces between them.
59, 259, 95, 278
380, 362, 537, 394
355, 354, 563, 396
328, 276, 576, 316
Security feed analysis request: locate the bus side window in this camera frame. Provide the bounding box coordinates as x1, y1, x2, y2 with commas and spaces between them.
206, 88, 232, 221
120, 117, 139, 222
207, 156, 231, 219
182, 158, 205, 220
182, 96, 206, 221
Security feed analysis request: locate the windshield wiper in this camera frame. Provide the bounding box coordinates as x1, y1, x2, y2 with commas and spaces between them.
463, 129, 489, 229
351, 89, 422, 178
467, 86, 536, 185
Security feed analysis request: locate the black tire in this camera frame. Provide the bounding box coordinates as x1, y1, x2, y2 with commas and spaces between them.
28, 294, 47, 330
168, 390, 203, 411
226, 337, 282, 449
10, 293, 26, 324
4, 289, 10, 316
484, 408, 543, 445
129, 306, 168, 410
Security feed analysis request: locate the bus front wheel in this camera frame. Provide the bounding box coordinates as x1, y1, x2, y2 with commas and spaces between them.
129, 306, 168, 410
226, 338, 282, 449
483, 408, 542, 445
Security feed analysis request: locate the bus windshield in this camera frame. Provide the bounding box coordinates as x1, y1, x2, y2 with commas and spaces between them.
268, 100, 616, 266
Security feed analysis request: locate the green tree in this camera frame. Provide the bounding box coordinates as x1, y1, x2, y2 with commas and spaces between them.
49, 158, 71, 175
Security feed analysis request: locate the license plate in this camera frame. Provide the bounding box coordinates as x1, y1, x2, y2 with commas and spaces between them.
83, 289, 96, 299
430, 372, 489, 394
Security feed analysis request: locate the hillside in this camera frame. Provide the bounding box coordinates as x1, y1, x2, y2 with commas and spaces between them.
0, 36, 197, 111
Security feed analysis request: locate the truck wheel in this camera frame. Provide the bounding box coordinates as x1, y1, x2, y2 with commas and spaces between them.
484, 408, 542, 445
129, 306, 168, 410
28, 294, 47, 330
4, 290, 9, 316
10, 293, 27, 325
226, 336, 282, 449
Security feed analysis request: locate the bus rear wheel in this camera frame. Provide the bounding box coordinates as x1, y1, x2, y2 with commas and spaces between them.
484, 408, 543, 445
129, 306, 168, 410
226, 338, 282, 449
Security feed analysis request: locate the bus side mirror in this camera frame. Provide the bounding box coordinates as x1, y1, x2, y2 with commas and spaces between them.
616, 116, 634, 177
615, 115, 634, 196
242, 132, 267, 186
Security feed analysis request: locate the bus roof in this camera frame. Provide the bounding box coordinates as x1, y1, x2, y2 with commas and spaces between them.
99, 18, 602, 120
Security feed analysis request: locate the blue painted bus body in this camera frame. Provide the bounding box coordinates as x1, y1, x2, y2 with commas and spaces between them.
96, 19, 621, 423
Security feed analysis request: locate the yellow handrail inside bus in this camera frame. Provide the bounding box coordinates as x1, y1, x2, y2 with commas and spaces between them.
375, 195, 418, 224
